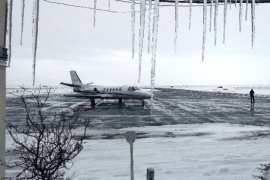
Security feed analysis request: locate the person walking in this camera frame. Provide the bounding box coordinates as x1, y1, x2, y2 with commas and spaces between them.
250, 89, 255, 106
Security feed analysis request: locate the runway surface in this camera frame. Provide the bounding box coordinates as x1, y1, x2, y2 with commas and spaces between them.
6, 88, 270, 129
5, 88, 270, 179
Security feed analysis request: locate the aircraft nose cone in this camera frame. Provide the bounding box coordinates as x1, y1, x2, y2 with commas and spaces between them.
145, 91, 152, 99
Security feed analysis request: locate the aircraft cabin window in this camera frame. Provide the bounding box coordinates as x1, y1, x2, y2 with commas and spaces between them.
115, 88, 118, 91
119, 88, 122, 91
128, 87, 131, 91
110, 88, 112, 91
112, 88, 115, 91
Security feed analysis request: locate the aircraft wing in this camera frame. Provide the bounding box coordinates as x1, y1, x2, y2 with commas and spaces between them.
63, 93, 141, 99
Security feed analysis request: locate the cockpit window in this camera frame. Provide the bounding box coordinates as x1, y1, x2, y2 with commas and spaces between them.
129, 86, 140, 91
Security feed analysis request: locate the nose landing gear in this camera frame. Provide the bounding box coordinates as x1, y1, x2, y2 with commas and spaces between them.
141, 99, 145, 106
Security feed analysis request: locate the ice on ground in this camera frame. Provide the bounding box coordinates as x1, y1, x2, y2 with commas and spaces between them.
168, 85, 270, 96
61, 123, 270, 180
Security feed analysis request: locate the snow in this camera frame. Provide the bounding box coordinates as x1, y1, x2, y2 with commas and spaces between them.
169, 85, 270, 96
6, 85, 270, 98
5, 86, 270, 179
60, 123, 270, 179
6, 123, 270, 179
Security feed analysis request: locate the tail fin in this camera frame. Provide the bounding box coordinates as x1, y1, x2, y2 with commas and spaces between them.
70, 70, 82, 85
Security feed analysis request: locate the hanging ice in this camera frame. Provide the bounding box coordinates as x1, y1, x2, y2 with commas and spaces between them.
151, 0, 160, 109
230, 0, 232, 9
7, 0, 13, 67
32, 0, 40, 86
131, 0, 135, 58
214, 0, 218, 45
147, 0, 152, 53
245, 0, 248, 21
235, 0, 237, 7
138, 0, 146, 83
251, 0, 255, 48
239, 0, 243, 31
20, 0, 25, 46
108, 0, 110, 10
93, 0, 97, 26
189, 0, 192, 29
174, 0, 178, 53
223, 0, 228, 43
209, 0, 213, 31
202, 0, 207, 61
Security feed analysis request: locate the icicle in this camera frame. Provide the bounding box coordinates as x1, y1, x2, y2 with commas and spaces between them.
93, 0, 97, 26
245, 0, 248, 21
202, 0, 207, 61
147, 0, 152, 53
131, 0, 135, 58
108, 0, 110, 10
7, 0, 13, 67
251, 0, 255, 48
223, 0, 228, 43
32, 0, 40, 86
235, 0, 237, 7
20, 0, 25, 46
239, 0, 243, 31
138, 0, 146, 83
230, 0, 232, 9
151, 0, 160, 110
189, 0, 192, 30
209, 0, 213, 32
174, 0, 178, 53
214, 0, 218, 45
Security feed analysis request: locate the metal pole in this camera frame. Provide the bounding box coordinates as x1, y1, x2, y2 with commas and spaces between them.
130, 143, 134, 180
126, 131, 136, 180
0, 0, 7, 178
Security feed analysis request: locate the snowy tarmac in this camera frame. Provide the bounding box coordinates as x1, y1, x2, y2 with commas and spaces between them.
5, 88, 270, 179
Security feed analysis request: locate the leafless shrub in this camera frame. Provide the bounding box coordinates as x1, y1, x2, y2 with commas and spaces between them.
2, 87, 90, 180
253, 164, 270, 180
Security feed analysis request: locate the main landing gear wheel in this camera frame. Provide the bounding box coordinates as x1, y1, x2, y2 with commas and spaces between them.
90, 99, 96, 108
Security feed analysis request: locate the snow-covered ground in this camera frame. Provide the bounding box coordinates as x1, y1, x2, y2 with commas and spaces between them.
6, 85, 270, 98
5, 86, 270, 179
169, 85, 270, 96
61, 123, 270, 180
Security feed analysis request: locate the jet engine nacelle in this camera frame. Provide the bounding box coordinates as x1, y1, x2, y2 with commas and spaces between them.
83, 87, 99, 93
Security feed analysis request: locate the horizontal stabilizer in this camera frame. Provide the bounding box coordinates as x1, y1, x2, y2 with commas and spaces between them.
60, 82, 80, 87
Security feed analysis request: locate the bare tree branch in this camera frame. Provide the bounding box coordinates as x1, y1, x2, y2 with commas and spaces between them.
2, 87, 90, 180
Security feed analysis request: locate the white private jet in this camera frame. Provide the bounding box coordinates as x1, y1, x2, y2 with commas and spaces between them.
60, 71, 152, 107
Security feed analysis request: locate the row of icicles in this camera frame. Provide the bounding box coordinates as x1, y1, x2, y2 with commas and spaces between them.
6, 0, 256, 105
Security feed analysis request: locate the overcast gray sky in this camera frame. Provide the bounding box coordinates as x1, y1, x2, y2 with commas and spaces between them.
6, 0, 270, 87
